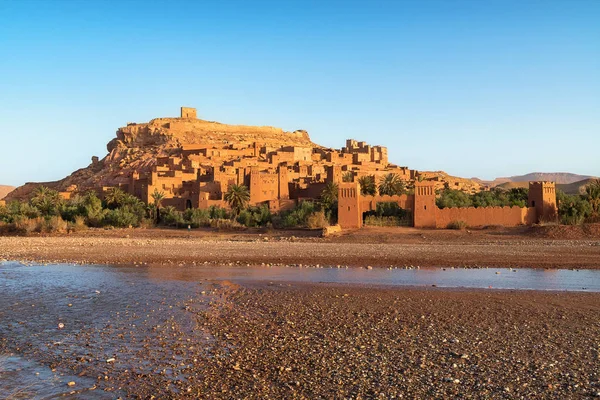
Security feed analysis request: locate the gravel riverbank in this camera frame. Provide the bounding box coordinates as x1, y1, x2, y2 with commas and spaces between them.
2, 280, 598, 399
1, 231, 600, 269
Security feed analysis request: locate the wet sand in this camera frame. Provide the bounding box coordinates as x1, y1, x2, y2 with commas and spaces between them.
1, 226, 600, 269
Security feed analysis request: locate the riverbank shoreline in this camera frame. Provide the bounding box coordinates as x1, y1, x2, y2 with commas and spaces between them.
1, 226, 599, 269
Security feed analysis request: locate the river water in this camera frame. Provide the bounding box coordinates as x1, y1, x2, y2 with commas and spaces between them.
1, 261, 600, 398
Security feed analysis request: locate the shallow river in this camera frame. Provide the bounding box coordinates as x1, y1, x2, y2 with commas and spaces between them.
1, 261, 600, 398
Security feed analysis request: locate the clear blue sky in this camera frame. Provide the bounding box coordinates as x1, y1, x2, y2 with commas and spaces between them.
0, 0, 598, 187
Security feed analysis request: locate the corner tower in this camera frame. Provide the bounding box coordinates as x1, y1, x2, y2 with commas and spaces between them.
528, 181, 557, 223
338, 182, 361, 229
413, 181, 436, 228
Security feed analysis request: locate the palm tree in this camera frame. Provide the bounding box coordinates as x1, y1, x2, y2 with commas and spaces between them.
151, 189, 165, 223
378, 173, 406, 196
584, 179, 600, 219
30, 186, 62, 216
224, 184, 250, 216
342, 172, 354, 183
104, 187, 126, 209
320, 182, 338, 207
357, 175, 376, 196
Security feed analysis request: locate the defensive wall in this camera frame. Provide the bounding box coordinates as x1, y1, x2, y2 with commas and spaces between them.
338, 181, 557, 229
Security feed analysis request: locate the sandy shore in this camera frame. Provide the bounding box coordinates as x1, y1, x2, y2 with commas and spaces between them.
1, 226, 599, 269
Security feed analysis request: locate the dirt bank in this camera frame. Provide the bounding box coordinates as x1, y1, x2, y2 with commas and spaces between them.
1, 226, 599, 269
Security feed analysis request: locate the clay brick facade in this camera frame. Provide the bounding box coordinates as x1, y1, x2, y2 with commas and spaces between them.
121, 107, 406, 213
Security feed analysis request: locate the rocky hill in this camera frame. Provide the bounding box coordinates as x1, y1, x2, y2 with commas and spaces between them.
2, 109, 504, 203
4, 115, 319, 202
0, 185, 15, 200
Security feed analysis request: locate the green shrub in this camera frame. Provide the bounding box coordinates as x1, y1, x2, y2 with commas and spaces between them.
160, 206, 185, 227
557, 191, 591, 225
0, 205, 8, 222
68, 216, 88, 232
236, 209, 253, 227
447, 220, 468, 230
42, 216, 68, 233
364, 216, 404, 227
14, 216, 42, 234
273, 201, 316, 228
306, 211, 329, 229
210, 218, 246, 231
236, 205, 272, 227
103, 208, 141, 228
362, 202, 411, 226
209, 205, 229, 220
184, 208, 210, 228
4, 201, 41, 221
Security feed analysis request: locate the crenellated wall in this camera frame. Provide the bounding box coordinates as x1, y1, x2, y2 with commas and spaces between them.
434, 206, 535, 228
360, 194, 414, 213
338, 181, 556, 229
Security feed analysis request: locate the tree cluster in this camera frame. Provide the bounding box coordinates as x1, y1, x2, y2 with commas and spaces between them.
557, 179, 600, 225
357, 174, 407, 197
436, 187, 529, 209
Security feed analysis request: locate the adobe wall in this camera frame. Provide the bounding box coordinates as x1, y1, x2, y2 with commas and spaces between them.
411, 180, 555, 229
360, 194, 414, 213
250, 169, 279, 204
294, 182, 326, 200
198, 193, 228, 210
434, 206, 533, 228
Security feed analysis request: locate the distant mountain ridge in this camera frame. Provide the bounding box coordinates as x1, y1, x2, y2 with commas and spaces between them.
473, 172, 597, 187
494, 179, 597, 195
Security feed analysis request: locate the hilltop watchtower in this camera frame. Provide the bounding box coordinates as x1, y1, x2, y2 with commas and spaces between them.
180, 107, 197, 119
528, 181, 557, 223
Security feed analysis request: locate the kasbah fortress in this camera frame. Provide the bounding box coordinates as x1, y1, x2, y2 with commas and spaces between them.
4, 107, 557, 229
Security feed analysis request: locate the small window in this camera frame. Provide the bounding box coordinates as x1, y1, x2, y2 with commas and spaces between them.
424, 205, 427, 210
532, 201, 536, 207
348, 206, 351, 211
